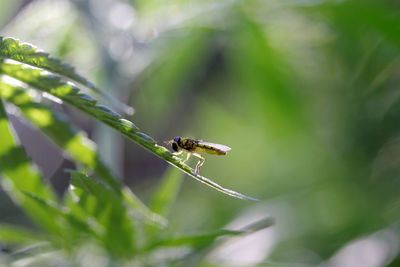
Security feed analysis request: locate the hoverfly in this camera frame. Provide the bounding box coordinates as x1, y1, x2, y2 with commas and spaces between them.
165, 136, 231, 175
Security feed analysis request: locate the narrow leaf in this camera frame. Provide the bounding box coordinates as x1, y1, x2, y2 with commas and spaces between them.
0, 79, 120, 192
149, 168, 184, 218
0, 80, 163, 227
0, 224, 46, 245
146, 217, 274, 251
69, 172, 135, 257
0, 37, 133, 114
22, 191, 98, 248
0, 81, 166, 233
0, 60, 258, 201
144, 168, 183, 240
0, 99, 54, 199
146, 229, 241, 251
0, 98, 64, 236
123, 187, 168, 228
0, 37, 96, 91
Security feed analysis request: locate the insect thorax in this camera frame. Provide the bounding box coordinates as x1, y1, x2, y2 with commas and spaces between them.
180, 138, 198, 151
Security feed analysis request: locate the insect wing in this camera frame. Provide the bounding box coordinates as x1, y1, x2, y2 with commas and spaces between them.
197, 141, 231, 153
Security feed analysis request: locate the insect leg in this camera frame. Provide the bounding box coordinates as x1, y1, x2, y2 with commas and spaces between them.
181, 152, 191, 163
173, 150, 183, 156
192, 153, 205, 175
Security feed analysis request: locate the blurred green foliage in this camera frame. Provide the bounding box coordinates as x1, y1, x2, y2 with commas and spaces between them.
1, 0, 400, 266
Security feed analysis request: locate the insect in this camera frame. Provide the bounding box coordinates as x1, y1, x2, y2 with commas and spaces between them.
165, 136, 231, 175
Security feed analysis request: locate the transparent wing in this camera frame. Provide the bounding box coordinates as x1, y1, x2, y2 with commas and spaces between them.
197, 141, 231, 152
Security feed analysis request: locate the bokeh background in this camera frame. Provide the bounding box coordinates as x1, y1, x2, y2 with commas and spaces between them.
2, 0, 400, 266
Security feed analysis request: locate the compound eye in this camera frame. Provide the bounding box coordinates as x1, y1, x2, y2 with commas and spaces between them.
173, 136, 181, 143
172, 142, 179, 152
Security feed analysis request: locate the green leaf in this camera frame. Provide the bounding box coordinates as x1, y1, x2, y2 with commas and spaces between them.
0, 99, 64, 236
122, 187, 168, 228
68, 171, 135, 258
0, 59, 258, 201
22, 191, 98, 249
149, 168, 184, 218
228, 11, 306, 136
0, 224, 46, 245
0, 37, 133, 114
0, 100, 54, 200
0, 37, 96, 91
0, 80, 163, 228
145, 217, 274, 251
147, 229, 241, 251
315, 1, 400, 49
144, 168, 183, 241
142, 217, 274, 267
0, 79, 120, 192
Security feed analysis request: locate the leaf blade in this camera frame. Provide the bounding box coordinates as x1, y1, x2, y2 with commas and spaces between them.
0, 58, 257, 201
0, 224, 47, 245
0, 37, 133, 114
